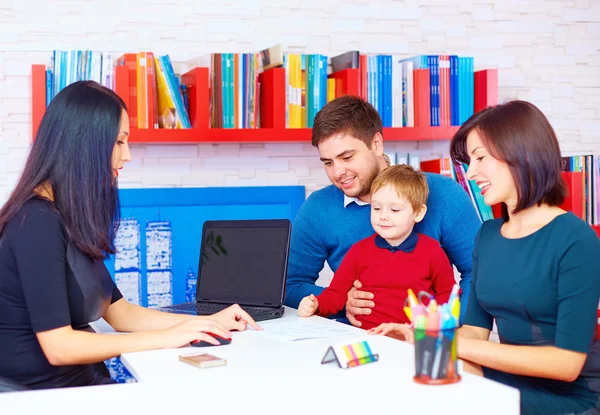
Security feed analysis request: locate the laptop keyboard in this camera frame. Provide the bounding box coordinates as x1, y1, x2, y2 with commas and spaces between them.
167, 302, 274, 316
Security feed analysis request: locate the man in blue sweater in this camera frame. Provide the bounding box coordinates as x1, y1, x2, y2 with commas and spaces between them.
284, 96, 481, 325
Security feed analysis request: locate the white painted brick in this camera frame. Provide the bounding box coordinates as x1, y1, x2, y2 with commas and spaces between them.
118, 181, 143, 189
214, 144, 240, 156
223, 176, 269, 187
331, 18, 365, 33
419, 20, 447, 33
5, 157, 26, 173
340, 4, 421, 19
444, 38, 469, 50
587, 22, 600, 34
288, 156, 324, 169
0, 142, 9, 154
566, 41, 600, 55
3, 61, 33, 77
553, 84, 575, 98
552, 98, 580, 114
445, 25, 467, 38
531, 54, 577, 66
564, 6, 600, 22
144, 160, 192, 174
204, 157, 270, 170
268, 171, 302, 186
145, 145, 198, 159
141, 172, 183, 187
264, 142, 314, 156
295, 168, 311, 177
581, 133, 600, 143
469, 36, 505, 49
268, 158, 290, 172
207, 18, 251, 34
239, 169, 256, 178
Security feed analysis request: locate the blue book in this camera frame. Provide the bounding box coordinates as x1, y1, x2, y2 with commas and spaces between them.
45, 70, 53, 108
160, 55, 191, 128
320, 55, 327, 109
242, 53, 247, 128
377, 55, 383, 116
449, 55, 459, 126
383, 55, 393, 127
427, 55, 440, 126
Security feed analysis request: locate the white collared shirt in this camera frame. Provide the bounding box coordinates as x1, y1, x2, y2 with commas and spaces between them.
343, 194, 370, 208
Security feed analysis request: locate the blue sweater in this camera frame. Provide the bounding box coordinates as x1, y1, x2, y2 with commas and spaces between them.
284, 173, 482, 321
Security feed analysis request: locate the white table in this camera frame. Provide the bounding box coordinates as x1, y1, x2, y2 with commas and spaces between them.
0, 308, 519, 414
120, 307, 519, 414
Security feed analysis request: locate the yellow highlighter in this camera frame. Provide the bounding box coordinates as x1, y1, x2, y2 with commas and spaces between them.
404, 288, 420, 322
451, 298, 461, 321
407, 288, 419, 307
404, 306, 412, 322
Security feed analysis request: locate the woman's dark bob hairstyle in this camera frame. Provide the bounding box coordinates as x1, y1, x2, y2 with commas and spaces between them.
450, 100, 566, 220
0, 81, 127, 259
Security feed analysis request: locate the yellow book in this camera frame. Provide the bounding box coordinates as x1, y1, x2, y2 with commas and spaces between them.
290, 54, 298, 128
295, 54, 302, 128
154, 56, 180, 129
327, 78, 336, 103
136, 52, 148, 129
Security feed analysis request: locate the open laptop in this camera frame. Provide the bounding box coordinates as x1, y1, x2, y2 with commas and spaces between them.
160, 219, 290, 322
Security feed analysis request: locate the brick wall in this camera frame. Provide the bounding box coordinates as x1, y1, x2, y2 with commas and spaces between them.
1, 0, 599, 204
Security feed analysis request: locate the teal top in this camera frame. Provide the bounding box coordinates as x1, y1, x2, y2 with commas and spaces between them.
465, 213, 600, 415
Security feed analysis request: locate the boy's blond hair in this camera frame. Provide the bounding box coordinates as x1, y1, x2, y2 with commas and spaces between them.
370, 164, 429, 211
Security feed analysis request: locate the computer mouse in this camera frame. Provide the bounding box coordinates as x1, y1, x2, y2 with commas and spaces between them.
191, 334, 232, 347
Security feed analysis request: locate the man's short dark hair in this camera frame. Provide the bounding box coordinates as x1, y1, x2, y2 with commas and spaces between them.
311, 95, 383, 148
450, 100, 567, 219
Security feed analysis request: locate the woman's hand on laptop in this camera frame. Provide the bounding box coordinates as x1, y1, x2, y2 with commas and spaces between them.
160, 319, 231, 348
212, 304, 263, 332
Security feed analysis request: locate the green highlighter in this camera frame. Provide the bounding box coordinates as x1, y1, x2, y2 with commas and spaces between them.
413, 311, 427, 376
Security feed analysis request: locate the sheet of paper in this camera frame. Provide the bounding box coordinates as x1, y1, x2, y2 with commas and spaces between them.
255, 320, 358, 342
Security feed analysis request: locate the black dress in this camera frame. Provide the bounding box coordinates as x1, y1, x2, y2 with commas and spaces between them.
0, 197, 123, 389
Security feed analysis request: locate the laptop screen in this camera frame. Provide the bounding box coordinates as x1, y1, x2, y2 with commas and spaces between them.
196, 220, 290, 307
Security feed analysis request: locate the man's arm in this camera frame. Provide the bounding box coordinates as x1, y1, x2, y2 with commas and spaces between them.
284, 202, 328, 309
436, 177, 482, 321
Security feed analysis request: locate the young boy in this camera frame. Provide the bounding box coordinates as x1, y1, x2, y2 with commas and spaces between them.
298, 164, 455, 341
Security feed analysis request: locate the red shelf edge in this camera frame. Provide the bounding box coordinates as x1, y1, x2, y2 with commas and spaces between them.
127, 126, 460, 144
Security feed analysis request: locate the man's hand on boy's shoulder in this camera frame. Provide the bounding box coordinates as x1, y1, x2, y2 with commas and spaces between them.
345, 279, 375, 327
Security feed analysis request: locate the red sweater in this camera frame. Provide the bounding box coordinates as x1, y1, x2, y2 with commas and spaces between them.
316, 232, 455, 330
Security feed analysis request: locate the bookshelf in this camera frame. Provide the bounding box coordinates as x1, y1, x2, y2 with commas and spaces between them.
31, 64, 459, 144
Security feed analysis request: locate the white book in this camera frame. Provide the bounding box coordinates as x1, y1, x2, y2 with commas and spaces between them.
402, 60, 414, 127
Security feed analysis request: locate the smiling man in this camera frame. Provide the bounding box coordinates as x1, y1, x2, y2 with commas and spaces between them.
284, 96, 482, 326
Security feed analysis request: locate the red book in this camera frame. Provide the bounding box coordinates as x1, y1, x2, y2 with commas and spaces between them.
474, 69, 498, 113
360, 55, 368, 100
258, 68, 285, 129
413, 69, 431, 127
560, 172, 584, 219
146, 52, 157, 129
117, 53, 138, 128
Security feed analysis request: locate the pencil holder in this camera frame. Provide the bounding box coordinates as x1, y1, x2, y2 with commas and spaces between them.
413, 328, 461, 385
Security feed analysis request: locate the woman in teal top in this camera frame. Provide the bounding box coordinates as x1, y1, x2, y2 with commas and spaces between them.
450, 100, 600, 415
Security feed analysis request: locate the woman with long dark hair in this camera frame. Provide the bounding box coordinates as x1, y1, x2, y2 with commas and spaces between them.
0, 81, 259, 389
451, 100, 600, 414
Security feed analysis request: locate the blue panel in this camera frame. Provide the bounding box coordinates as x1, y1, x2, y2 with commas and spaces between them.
104, 186, 305, 307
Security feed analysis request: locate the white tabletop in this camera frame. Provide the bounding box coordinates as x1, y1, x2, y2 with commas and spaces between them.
119, 307, 520, 414
0, 308, 520, 414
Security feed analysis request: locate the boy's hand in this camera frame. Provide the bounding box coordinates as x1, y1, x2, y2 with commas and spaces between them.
368, 323, 414, 344
298, 294, 319, 317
